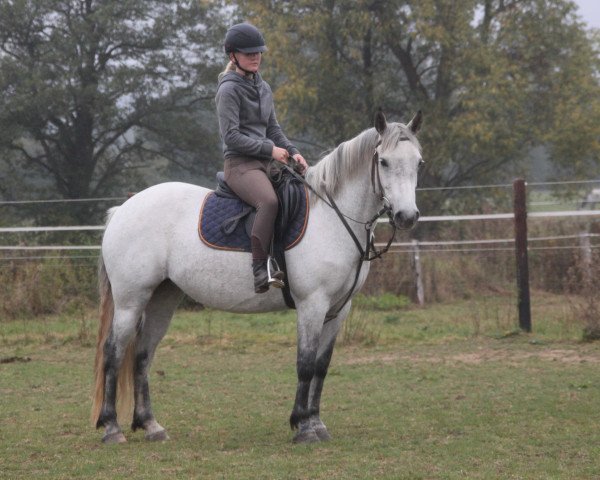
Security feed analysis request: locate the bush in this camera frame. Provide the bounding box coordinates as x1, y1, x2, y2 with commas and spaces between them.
365, 216, 597, 303
0, 258, 97, 319
566, 250, 600, 341
340, 306, 380, 346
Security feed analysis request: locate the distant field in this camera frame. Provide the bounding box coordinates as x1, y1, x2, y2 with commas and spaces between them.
1, 293, 600, 479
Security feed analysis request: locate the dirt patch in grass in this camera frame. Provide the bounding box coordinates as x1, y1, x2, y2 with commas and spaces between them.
342, 345, 600, 366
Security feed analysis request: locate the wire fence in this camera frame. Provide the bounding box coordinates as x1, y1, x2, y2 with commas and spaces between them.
1, 226, 598, 262
2, 180, 598, 327
1, 179, 599, 265
0, 210, 600, 258
0, 177, 598, 205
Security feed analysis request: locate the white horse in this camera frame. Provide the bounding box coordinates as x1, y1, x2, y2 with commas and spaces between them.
92, 110, 423, 444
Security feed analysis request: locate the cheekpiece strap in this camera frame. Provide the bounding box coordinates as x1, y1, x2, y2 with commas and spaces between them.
370, 139, 384, 199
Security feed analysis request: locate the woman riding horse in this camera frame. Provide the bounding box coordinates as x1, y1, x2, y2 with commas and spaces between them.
216, 23, 309, 293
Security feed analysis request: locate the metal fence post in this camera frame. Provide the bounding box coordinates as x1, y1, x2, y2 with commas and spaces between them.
513, 178, 532, 332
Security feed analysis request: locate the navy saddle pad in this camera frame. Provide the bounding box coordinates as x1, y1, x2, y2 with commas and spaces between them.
198, 176, 309, 252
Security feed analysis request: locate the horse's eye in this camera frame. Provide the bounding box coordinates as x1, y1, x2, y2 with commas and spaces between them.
379, 158, 389, 168
418, 159, 425, 171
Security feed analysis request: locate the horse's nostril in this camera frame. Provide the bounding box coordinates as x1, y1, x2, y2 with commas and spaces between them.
394, 210, 419, 229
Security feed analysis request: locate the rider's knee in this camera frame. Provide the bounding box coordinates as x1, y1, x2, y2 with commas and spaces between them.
259, 192, 278, 214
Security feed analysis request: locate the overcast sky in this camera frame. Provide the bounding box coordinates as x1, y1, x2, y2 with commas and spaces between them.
573, 0, 600, 29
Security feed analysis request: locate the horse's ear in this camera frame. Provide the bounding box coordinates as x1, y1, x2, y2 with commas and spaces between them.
374, 108, 387, 135
407, 110, 423, 134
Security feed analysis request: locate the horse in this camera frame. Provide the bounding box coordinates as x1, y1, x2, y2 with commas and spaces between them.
91, 110, 423, 444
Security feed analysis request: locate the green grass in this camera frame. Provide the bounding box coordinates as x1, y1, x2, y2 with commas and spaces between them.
1, 292, 600, 479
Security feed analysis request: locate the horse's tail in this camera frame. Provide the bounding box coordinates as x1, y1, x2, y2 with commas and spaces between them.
91, 207, 136, 426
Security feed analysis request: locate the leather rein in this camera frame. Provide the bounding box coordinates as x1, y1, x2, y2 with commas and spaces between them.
282, 139, 397, 323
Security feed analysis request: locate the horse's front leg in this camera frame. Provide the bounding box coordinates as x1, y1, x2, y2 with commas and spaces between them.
308, 303, 349, 441
290, 299, 329, 443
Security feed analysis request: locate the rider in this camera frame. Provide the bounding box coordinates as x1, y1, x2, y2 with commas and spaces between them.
215, 22, 308, 294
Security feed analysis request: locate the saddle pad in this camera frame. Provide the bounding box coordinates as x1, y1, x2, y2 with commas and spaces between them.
198, 187, 309, 252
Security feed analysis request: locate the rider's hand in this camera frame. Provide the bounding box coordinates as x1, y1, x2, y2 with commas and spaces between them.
292, 154, 309, 175
272, 146, 289, 164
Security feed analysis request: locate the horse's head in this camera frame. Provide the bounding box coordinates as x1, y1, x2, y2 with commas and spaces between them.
373, 110, 423, 229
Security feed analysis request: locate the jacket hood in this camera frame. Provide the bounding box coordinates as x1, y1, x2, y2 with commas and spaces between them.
217, 70, 263, 90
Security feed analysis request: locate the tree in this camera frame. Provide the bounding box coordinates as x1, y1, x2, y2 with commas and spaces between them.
240, 0, 600, 214
0, 0, 227, 212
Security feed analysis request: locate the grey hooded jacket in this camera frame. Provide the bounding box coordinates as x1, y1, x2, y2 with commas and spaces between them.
215, 71, 299, 160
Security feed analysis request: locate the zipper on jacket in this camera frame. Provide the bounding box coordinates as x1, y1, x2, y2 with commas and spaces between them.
253, 75, 262, 121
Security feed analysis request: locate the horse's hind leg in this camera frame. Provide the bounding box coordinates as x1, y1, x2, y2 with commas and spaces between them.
97, 298, 151, 444
132, 280, 184, 441
308, 303, 350, 441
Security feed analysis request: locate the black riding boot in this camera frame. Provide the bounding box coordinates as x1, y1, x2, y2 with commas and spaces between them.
252, 259, 285, 294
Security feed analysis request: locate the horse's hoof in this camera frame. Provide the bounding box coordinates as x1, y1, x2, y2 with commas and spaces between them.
145, 429, 169, 442
292, 429, 320, 444
314, 425, 332, 441
102, 431, 127, 444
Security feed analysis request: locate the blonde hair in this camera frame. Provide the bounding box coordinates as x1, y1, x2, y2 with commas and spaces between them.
218, 60, 236, 82
222, 60, 236, 74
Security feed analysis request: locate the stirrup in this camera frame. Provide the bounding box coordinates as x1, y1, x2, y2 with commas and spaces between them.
267, 256, 285, 289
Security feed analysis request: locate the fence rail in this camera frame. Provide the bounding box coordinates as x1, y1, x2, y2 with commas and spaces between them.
2, 209, 599, 233
0, 226, 104, 233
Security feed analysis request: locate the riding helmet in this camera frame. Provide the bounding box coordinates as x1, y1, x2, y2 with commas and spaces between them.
224, 23, 268, 54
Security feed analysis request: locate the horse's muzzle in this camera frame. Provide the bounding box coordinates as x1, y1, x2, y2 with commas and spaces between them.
394, 209, 420, 229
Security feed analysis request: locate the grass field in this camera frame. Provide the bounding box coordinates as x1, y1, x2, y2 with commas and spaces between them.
1, 293, 600, 479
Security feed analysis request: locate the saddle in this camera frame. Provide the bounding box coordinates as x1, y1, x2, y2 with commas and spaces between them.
198, 168, 308, 253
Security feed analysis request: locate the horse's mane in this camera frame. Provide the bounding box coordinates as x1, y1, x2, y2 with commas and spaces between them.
305, 123, 421, 200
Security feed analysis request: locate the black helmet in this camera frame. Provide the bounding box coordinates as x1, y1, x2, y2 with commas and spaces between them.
224, 23, 267, 54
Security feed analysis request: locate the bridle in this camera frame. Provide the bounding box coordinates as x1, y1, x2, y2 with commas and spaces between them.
370, 139, 388, 205
282, 137, 399, 323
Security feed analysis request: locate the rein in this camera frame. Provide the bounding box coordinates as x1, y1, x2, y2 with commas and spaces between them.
281, 142, 398, 323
